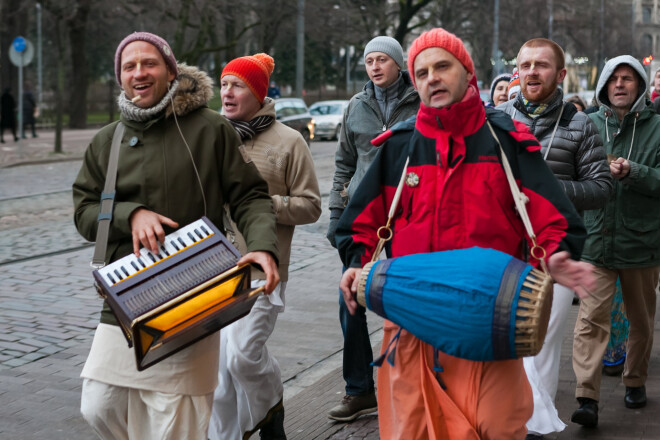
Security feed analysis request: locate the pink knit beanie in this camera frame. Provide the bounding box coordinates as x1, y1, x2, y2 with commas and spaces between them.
114, 32, 178, 85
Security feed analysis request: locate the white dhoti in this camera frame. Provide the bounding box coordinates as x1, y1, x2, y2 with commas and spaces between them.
80, 323, 219, 440
208, 280, 286, 440
524, 283, 574, 435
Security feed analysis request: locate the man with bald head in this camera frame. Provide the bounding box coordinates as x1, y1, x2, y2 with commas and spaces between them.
73, 32, 279, 440
336, 28, 595, 439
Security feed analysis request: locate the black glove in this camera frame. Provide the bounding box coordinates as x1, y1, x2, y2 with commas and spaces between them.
326, 208, 344, 249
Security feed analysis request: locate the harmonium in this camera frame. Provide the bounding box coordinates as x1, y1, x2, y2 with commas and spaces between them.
93, 217, 261, 371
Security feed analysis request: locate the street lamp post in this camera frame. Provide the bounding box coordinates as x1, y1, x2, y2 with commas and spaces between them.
36, 2, 42, 105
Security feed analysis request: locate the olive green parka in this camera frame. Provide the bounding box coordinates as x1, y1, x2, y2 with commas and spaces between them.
73, 64, 279, 324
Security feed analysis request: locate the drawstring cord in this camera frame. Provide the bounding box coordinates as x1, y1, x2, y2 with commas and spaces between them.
627, 114, 638, 160
169, 89, 208, 217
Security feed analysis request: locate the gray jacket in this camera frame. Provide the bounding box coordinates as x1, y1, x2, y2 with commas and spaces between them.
329, 71, 419, 210
498, 89, 612, 212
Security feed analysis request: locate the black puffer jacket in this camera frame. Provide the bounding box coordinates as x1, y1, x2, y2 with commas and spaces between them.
498, 89, 612, 212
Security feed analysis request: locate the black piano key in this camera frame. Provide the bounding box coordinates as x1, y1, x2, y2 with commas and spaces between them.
107, 273, 116, 284
160, 246, 170, 257
113, 269, 124, 281
121, 266, 130, 277
170, 240, 180, 251
130, 261, 140, 271
178, 237, 187, 248
200, 225, 210, 235
147, 253, 157, 263
187, 232, 197, 242
137, 257, 147, 268
194, 228, 204, 239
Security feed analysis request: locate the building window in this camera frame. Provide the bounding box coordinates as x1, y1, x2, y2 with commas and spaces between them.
642, 6, 652, 23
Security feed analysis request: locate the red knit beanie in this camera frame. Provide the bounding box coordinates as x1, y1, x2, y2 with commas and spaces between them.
221, 53, 275, 103
407, 28, 474, 86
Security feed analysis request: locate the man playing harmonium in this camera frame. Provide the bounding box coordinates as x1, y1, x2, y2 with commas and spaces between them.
336, 28, 596, 439
73, 32, 279, 440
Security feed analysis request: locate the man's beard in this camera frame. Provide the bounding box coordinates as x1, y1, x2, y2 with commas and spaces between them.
522, 80, 556, 103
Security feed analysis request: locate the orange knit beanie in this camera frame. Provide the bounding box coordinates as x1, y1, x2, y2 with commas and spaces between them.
407, 28, 474, 86
221, 53, 275, 102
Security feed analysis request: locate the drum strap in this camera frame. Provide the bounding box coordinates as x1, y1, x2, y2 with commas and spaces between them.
372, 156, 410, 261
485, 120, 549, 273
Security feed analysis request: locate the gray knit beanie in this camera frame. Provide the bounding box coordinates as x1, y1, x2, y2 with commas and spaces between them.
364, 36, 404, 69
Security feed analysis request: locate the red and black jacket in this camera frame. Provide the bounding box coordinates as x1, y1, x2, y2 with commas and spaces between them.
336, 88, 586, 269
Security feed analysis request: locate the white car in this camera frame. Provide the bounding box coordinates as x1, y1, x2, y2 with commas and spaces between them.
308, 100, 349, 141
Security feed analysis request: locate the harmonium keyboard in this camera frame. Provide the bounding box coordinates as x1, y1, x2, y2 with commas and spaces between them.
93, 216, 261, 371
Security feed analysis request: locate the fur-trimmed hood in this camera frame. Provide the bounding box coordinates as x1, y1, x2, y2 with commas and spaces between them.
165, 63, 215, 118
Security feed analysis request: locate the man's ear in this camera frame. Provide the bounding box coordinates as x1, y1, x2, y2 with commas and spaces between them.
167, 67, 176, 83
557, 68, 567, 84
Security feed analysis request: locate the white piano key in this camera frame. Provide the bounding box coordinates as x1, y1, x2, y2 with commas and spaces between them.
96, 218, 215, 286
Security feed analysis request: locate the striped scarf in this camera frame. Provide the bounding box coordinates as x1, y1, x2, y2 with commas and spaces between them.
523, 98, 548, 118
228, 115, 274, 140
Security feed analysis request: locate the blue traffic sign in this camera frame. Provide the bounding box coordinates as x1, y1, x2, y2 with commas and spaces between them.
12, 36, 26, 53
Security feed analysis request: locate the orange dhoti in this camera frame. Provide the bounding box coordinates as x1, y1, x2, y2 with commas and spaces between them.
377, 321, 533, 440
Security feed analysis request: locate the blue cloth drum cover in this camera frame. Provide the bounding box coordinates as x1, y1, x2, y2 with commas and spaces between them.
356, 247, 554, 361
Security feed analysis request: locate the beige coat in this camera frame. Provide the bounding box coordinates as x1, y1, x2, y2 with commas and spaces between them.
226, 98, 321, 281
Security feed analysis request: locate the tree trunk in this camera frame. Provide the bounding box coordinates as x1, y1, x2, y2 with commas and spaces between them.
67, 0, 91, 129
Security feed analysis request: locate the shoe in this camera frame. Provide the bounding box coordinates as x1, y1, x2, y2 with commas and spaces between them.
602, 363, 624, 376
625, 386, 646, 409
0, 139, 4, 143
241, 399, 286, 440
13, 136, 18, 141
525, 434, 544, 440
571, 397, 598, 427
327, 392, 377, 422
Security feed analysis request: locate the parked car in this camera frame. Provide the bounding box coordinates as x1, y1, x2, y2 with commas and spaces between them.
274, 98, 314, 145
308, 100, 349, 141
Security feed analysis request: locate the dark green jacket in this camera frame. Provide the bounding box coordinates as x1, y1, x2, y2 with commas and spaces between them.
329, 71, 419, 210
583, 55, 660, 268
73, 64, 278, 324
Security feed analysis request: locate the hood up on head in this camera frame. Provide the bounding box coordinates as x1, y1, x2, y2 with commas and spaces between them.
595, 55, 648, 114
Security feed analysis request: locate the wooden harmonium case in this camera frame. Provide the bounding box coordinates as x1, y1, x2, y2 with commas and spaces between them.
93, 216, 260, 371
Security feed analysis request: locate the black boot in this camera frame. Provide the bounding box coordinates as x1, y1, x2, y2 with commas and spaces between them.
625, 386, 646, 408
259, 401, 286, 440
571, 397, 598, 427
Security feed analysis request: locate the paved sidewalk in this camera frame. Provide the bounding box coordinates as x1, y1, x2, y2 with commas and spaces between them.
1, 131, 659, 439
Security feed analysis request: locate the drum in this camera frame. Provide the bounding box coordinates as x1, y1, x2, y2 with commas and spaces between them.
357, 247, 553, 361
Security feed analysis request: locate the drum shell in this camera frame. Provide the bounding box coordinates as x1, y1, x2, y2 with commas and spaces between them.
357, 247, 553, 361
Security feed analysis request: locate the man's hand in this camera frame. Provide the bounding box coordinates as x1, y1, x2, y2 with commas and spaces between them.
129, 208, 179, 256
238, 251, 280, 294
610, 157, 630, 179
339, 267, 362, 315
547, 251, 596, 299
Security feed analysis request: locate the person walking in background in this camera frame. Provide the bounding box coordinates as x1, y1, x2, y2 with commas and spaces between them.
1, 87, 19, 143
497, 38, 612, 439
336, 28, 594, 439
571, 55, 660, 428
651, 66, 660, 102
73, 32, 279, 440
326, 35, 419, 422
508, 68, 521, 101
209, 53, 321, 440
567, 94, 588, 112
487, 73, 511, 107
22, 84, 38, 138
